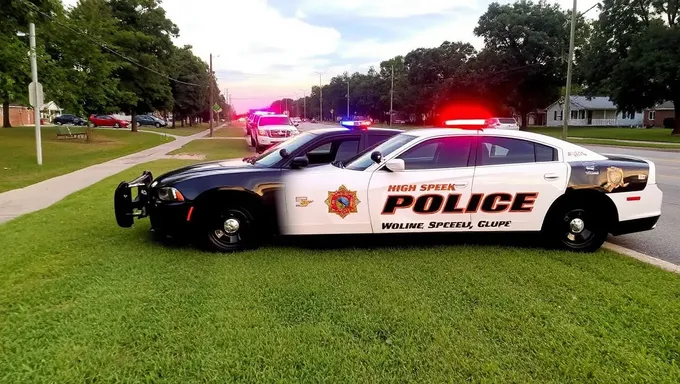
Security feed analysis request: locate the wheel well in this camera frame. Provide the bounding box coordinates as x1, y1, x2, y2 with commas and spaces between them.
192, 188, 275, 232
541, 189, 619, 232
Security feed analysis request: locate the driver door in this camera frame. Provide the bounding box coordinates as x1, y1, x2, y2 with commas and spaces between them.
367, 135, 477, 233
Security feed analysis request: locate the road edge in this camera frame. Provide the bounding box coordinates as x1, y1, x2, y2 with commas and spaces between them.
604, 242, 680, 275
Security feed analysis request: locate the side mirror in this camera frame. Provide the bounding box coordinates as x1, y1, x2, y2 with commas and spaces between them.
279, 148, 289, 158
385, 159, 405, 172
291, 156, 309, 169
370, 150, 383, 164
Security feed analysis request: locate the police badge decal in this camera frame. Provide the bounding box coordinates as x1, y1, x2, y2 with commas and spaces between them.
603, 166, 629, 192
325, 185, 360, 218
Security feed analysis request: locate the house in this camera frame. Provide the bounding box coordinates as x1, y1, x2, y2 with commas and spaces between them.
0, 104, 36, 126
41, 101, 63, 122
643, 101, 675, 128
545, 96, 643, 127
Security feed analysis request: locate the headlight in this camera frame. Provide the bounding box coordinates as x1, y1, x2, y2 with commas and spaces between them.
258, 129, 268, 136
157, 187, 185, 202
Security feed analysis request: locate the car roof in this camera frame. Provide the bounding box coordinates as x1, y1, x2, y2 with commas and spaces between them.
402, 127, 600, 155
259, 114, 288, 118
306, 127, 404, 135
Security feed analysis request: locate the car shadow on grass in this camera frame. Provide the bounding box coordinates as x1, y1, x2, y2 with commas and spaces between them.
272, 232, 549, 252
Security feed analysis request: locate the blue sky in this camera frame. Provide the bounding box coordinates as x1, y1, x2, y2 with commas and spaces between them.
62, 0, 600, 112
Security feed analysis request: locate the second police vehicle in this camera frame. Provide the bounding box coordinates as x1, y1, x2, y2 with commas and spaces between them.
114, 119, 662, 253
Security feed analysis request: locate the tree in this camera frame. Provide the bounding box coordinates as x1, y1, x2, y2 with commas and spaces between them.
473, 0, 587, 129
168, 45, 209, 127
582, 0, 680, 134
108, 0, 178, 132
0, 0, 60, 127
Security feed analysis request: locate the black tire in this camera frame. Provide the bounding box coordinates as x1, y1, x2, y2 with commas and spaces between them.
249, 133, 256, 147
197, 204, 258, 252
92, 123, 97, 128
114, 123, 120, 128
547, 201, 608, 252
155, 122, 161, 128
56, 122, 62, 126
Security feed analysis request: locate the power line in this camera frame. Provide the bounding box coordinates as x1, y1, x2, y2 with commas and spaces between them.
17, 0, 203, 87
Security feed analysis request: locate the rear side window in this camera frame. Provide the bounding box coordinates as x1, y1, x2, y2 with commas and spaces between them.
478, 137, 557, 166
498, 118, 517, 124
366, 134, 392, 148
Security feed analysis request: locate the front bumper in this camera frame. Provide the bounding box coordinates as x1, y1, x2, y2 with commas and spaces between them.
114, 171, 154, 227
257, 135, 291, 146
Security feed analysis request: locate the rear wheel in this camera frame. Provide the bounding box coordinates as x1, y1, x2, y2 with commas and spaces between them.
114, 123, 120, 128
198, 204, 258, 252
548, 202, 608, 252
155, 122, 161, 128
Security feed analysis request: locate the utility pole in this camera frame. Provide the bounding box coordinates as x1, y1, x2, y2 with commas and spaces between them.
29, 23, 42, 165
315, 71, 324, 121
209, 53, 214, 137
224, 88, 229, 123
390, 64, 394, 126
346, 76, 350, 118
562, 0, 577, 140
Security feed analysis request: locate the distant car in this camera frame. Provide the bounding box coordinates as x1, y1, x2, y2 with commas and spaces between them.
136, 115, 167, 127
340, 115, 372, 129
54, 114, 86, 126
486, 117, 520, 130
238, 117, 246, 122
248, 114, 301, 153
89, 114, 129, 128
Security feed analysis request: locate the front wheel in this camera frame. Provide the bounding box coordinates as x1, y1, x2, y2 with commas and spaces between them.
547, 204, 608, 252
155, 122, 161, 128
114, 123, 120, 128
198, 205, 258, 252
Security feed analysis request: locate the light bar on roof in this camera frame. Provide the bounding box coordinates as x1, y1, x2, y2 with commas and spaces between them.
444, 119, 486, 126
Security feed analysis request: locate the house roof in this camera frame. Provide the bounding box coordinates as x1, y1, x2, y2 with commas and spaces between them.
546, 96, 619, 111
651, 101, 675, 110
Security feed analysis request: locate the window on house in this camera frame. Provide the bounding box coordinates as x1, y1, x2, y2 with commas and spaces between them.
559, 111, 563, 120
579, 110, 586, 119
571, 110, 578, 119
553, 111, 557, 120
649, 110, 656, 120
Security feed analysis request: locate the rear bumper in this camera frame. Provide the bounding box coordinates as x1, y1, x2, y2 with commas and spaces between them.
611, 215, 660, 236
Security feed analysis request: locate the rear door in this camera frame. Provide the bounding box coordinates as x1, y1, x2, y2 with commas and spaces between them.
470, 134, 567, 231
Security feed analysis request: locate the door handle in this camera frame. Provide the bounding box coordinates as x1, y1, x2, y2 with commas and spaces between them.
544, 173, 560, 181
454, 182, 468, 189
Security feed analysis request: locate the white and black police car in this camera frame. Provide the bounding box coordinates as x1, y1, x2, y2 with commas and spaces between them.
115, 119, 662, 253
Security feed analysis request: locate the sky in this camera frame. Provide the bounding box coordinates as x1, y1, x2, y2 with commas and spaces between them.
61, 0, 601, 112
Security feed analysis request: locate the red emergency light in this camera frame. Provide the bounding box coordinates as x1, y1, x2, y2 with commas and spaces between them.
437, 103, 492, 129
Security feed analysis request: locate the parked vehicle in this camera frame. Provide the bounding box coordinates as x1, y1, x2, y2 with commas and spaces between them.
54, 114, 86, 126
89, 114, 130, 128
485, 117, 520, 130
136, 115, 167, 127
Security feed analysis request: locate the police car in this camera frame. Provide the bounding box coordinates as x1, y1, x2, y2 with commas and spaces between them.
115, 120, 662, 253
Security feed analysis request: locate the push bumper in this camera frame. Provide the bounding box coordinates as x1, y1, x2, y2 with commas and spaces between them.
257, 136, 290, 146
114, 171, 153, 228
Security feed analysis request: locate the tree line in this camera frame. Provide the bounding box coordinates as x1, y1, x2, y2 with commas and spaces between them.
1, 0, 231, 131
270, 0, 679, 135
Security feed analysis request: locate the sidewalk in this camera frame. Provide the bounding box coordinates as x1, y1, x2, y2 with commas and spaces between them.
0, 125, 222, 225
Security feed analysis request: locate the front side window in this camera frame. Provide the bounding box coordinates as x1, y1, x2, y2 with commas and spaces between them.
478, 137, 557, 166
252, 132, 316, 167
303, 138, 360, 165
397, 136, 473, 170
344, 134, 418, 171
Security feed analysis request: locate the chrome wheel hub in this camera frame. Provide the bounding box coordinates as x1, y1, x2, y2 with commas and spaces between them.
569, 218, 585, 234
223, 218, 240, 234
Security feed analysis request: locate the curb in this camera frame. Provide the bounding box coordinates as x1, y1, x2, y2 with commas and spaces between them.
603, 242, 680, 275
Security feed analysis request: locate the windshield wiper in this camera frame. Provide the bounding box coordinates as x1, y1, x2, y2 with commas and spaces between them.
242, 156, 257, 164
331, 160, 344, 168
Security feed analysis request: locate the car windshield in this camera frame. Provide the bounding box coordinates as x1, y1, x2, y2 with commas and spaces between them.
344, 133, 418, 171
249, 131, 317, 167
259, 116, 290, 126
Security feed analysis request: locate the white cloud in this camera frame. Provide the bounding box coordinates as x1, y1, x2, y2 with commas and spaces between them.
299, 0, 477, 18
295, 9, 306, 19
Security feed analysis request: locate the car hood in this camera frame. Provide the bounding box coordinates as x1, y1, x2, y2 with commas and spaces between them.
152, 158, 260, 187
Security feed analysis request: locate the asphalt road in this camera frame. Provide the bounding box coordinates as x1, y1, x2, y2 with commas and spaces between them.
297, 123, 679, 264
584, 145, 680, 264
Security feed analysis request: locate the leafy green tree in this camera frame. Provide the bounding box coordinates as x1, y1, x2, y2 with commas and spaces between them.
0, 0, 60, 127
473, 0, 588, 129
582, 0, 680, 134
108, 0, 178, 132
168, 45, 209, 127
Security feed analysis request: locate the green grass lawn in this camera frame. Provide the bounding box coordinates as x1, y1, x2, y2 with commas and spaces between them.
168, 138, 251, 160
0, 160, 679, 382
147, 122, 211, 136
0, 126, 173, 193
530, 126, 680, 143
213, 124, 247, 137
